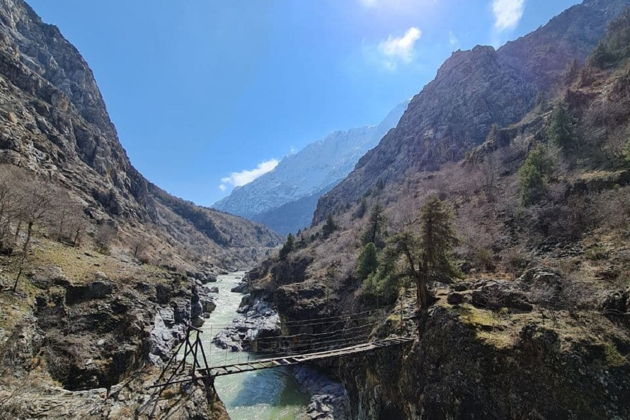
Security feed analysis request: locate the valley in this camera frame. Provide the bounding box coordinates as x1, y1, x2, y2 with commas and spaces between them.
0, 0, 629, 419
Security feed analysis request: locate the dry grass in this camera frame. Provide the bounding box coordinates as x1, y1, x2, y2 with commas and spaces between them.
26, 239, 167, 285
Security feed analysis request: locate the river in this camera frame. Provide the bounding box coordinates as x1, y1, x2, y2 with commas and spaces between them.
200, 272, 310, 420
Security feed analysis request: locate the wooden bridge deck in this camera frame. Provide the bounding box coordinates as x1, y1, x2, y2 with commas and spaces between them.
204, 336, 414, 377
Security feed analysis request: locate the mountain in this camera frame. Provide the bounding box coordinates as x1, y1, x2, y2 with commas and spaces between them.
0, 1, 278, 416
0, 0, 281, 269
213, 101, 408, 234
248, 1, 630, 418
314, 0, 629, 223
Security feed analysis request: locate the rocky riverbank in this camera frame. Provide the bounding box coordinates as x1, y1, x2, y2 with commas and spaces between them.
292, 365, 350, 420
0, 264, 229, 419
212, 296, 281, 351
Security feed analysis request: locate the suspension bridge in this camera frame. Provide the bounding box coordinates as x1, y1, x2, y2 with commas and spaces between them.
148, 302, 416, 395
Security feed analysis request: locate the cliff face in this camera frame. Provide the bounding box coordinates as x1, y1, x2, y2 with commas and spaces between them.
0, 0, 281, 268
214, 101, 408, 234
0, 1, 272, 417
314, 0, 630, 223
250, 2, 630, 418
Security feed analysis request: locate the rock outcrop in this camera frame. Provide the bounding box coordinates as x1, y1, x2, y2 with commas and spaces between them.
0, 267, 228, 418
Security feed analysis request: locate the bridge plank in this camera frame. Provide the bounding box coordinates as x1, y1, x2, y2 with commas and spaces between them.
206, 337, 414, 378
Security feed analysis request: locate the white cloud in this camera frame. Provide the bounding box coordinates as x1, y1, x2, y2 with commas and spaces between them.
219, 159, 278, 191
492, 0, 524, 31
376, 27, 422, 70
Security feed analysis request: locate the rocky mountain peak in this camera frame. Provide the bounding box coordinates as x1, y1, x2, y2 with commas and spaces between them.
314, 0, 630, 223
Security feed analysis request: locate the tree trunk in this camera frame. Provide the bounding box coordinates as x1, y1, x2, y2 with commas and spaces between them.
12, 222, 33, 292
14, 220, 21, 242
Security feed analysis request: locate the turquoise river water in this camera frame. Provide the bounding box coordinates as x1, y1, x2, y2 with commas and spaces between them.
200, 272, 310, 419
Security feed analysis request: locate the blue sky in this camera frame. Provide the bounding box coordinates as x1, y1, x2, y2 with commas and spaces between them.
29, 0, 579, 206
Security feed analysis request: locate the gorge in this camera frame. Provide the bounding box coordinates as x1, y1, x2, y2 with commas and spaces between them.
1, 0, 630, 419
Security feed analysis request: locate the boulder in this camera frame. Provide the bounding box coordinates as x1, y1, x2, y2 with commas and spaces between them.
600, 289, 629, 315
191, 288, 203, 320
191, 316, 205, 328
29, 266, 68, 290
231, 281, 249, 293
201, 296, 216, 314
65, 281, 113, 304
155, 284, 172, 304
517, 268, 563, 307
471, 280, 533, 312
447, 292, 465, 305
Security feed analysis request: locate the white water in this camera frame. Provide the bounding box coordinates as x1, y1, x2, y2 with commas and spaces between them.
200, 272, 309, 420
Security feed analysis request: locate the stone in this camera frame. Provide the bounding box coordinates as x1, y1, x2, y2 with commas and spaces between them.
471, 280, 533, 312
600, 289, 629, 315
65, 281, 113, 304
191, 316, 204, 328
29, 266, 68, 290
155, 284, 172, 304
212, 297, 280, 351
200, 296, 216, 314
447, 292, 465, 305
94, 271, 108, 281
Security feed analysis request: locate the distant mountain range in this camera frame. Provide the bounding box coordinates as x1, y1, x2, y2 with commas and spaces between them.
213, 101, 408, 234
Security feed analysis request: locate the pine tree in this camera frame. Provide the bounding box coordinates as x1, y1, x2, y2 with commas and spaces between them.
518, 145, 553, 206
392, 196, 459, 313
360, 204, 386, 248
279, 233, 294, 260
546, 104, 574, 153
356, 242, 378, 281
322, 214, 338, 238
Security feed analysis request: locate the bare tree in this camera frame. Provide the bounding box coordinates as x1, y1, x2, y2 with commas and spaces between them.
95, 223, 117, 254
13, 181, 54, 292
131, 237, 148, 260
47, 192, 86, 245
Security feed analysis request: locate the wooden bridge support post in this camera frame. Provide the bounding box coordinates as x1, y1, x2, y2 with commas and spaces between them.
400, 286, 405, 332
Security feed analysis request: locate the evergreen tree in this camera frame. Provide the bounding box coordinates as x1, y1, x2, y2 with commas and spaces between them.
356, 242, 379, 281
392, 196, 459, 313
362, 243, 403, 304
279, 233, 294, 260
518, 145, 553, 206
546, 104, 575, 153
360, 204, 386, 248
322, 214, 338, 238
353, 198, 367, 220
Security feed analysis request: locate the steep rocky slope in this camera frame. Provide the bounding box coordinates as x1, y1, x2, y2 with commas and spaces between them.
0, 0, 277, 418
249, 2, 630, 418
314, 0, 629, 223
0, 0, 281, 269
214, 101, 407, 234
